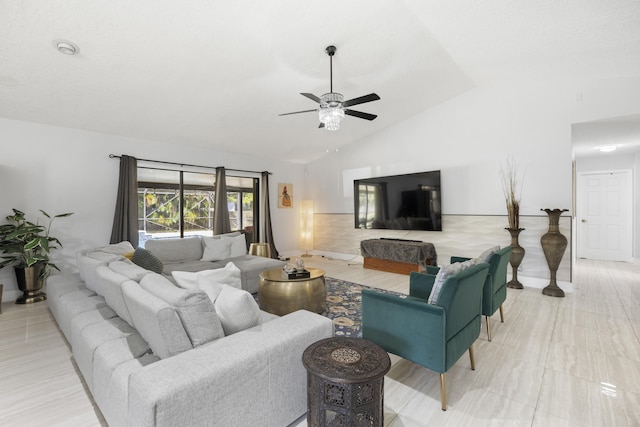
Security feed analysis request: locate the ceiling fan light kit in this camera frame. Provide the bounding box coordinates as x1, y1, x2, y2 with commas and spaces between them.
318, 93, 345, 130
280, 45, 380, 131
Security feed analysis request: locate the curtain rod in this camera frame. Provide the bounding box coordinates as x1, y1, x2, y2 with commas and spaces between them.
109, 154, 271, 175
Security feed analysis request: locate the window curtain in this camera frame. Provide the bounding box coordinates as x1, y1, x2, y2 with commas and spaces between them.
213, 167, 231, 235
110, 155, 139, 247
261, 171, 279, 259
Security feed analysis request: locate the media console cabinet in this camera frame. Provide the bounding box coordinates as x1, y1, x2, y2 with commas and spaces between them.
360, 238, 437, 275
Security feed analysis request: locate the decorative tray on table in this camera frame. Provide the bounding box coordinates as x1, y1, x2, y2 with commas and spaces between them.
282, 269, 311, 279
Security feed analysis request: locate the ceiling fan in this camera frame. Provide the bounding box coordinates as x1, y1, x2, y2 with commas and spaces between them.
279, 45, 380, 131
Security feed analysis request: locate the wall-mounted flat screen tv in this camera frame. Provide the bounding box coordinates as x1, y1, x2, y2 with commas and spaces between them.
354, 171, 442, 231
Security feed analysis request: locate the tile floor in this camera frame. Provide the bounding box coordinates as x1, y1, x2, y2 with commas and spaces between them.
0, 257, 638, 426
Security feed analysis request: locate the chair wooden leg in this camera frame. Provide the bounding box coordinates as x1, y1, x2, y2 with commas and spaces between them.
485, 315, 492, 342
499, 305, 504, 322
440, 373, 447, 411
469, 344, 476, 370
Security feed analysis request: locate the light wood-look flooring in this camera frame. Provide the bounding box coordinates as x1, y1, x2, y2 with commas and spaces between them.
1, 257, 639, 426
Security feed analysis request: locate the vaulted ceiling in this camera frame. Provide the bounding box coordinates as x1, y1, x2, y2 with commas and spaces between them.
2, 1, 640, 163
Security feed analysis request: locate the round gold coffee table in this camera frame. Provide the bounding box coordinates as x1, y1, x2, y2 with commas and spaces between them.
258, 267, 326, 316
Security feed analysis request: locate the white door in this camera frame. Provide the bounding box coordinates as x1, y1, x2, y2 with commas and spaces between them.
577, 170, 632, 261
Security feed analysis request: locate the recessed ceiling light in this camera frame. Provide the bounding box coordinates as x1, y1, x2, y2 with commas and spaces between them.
598, 145, 617, 152
53, 40, 79, 55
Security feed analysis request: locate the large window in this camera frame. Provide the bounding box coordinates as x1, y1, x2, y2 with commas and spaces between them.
137, 168, 258, 243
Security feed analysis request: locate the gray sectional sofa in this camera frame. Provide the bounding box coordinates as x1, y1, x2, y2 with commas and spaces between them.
144, 233, 285, 294
46, 240, 333, 427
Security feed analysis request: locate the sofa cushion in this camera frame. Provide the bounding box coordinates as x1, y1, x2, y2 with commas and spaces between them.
161, 260, 224, 275
58, 294, 108, 341
79, 252, 125, 295
428, 259, 476, 304
145, 237, 203, 263
201, 237, 233, 261
73, 316, 138, 392
77, 255, 109, 295
46, 273, 88, 321
94, 241, 136, 255
121, 281, 193, 359
172, 262, 242, 290
139, 273, 224, 347
96, 266, 135, 326
131, 247, 164, 274
226, 255, 286, 294
109, 260, 151, 282
214, 285, 262, 335
70, 305, 119, 350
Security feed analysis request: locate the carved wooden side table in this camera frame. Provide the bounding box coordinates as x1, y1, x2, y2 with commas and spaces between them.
302, 337, 391, 426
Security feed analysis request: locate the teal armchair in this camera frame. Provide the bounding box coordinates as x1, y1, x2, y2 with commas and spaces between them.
362, 262, 490, 410
448, 246, 512, 341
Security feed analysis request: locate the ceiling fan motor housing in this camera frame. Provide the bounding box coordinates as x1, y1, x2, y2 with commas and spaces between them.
320, 92, 344, 108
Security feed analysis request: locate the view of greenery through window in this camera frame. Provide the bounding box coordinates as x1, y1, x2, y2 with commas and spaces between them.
137, 168, 257, 242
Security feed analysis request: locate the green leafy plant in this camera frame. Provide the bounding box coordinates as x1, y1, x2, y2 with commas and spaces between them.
0, 209, 73, 276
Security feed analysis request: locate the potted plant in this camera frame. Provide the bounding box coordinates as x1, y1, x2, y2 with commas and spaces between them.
0, 209, 73, 304
500, 158, 526, 289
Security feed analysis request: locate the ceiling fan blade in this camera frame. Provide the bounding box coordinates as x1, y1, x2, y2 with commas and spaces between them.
301, 93, 321, 103
279, 109, 318, 116
318, 122, 325, 129
343, 93, 380, 108
345, 109, 377, 121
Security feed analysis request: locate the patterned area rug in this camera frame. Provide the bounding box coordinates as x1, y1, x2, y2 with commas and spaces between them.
322, 277, 403, 337
257, 277, 403, 338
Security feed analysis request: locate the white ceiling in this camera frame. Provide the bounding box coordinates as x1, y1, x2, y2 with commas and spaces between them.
2, 0, 640, 163
573, 114, 640, 158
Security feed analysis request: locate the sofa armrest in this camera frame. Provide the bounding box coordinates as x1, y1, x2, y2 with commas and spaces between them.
425, 265, 440, 275
127, 310, 332, 427
409, 271, 436, 300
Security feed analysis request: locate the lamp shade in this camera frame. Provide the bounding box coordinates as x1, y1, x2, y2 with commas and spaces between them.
300, 199, 314, 252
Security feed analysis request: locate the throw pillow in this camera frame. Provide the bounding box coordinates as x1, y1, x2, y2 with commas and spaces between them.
214, 285, 262, 335
427, 259, 475, 304
132, 247, 164, 274
171, 262, 242, 290
225, 233, 248, 258
197, 280, 225, 304
139, 273, 224, 347
199, 262, 242, 289
477, 246, 500, 264
201, 237, 232, 261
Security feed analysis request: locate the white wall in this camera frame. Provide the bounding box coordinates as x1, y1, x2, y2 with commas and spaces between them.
572, 76, 640, 259
0, 118, 305, 301
576, 153, 636, 172
304, 76, 640, 274
306, 80, 574, 219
